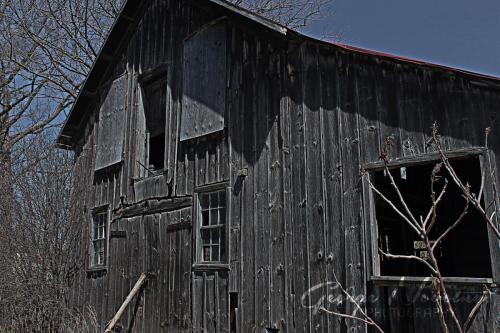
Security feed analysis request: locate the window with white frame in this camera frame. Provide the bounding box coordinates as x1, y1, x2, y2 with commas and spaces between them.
91, 210, 107, 267
198, 190, 226, 263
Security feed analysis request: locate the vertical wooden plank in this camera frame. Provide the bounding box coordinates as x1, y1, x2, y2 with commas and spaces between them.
376, 64, 403, 159
397, 69, 426, 157
180, 209, 192, 331
105, 219, 119, 326
127, 216, 144, 332
196, 140, 207, 187
356, 63, 380, 164
421, 72, 450, 152
338, 53, 365, 333
302, 43, 327, 331
253, 38, 271, 331
192, 274, 204, 332
288, 43, 310, 333
269, 48, 286, 330
146, 214, 161, 332
240, 36, 256, 331
218, 274, 229, 333
227, 25, 242, 296
176, 143, 187, 196
280, 43, 294, 333
159, 213, 168, 332
117, 217, 130, 329
168, 211, 179, 329
215, 272, 220, 333
208, 140, 218, 184
186, 146, 196, 195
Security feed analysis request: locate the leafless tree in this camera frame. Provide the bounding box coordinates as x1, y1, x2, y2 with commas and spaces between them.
0, 0, 122, 221
229, 0, 331, 28
0, 133, 78, 331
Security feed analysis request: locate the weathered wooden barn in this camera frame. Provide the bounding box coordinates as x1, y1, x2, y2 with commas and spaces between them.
58, 0, 500, 332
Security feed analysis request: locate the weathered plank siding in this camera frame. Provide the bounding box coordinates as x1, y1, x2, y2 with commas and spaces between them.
66, 0, 500, 332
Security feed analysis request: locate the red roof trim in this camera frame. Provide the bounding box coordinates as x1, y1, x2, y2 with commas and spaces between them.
331, 43, 500, 82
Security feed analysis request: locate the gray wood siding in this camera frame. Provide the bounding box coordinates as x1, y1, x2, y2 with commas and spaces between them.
95, 74, 128, 170
181, 22, 226, 141
67, 0, 500, 332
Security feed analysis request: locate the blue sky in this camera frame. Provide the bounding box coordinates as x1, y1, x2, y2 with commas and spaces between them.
303, 0, 500, 77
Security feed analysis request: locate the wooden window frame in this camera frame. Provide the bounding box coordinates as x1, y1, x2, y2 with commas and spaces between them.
193, 181, 231, 271
88, 205, 110, 272
135, 64, 170, 179
362, 147, 498, 285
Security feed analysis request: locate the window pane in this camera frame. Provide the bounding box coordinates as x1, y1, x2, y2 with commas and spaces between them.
201, 229, 210, 245
210, 192, 219, 208
93, 251, 99, 266
98, 225, 105, 239
203, 246, 211, 262
200, 194, 209, 209
211, 229, 220, 244
219, 208, 226, 225
198, 190, 227, 263
219, 191, 226, 208
201, 210, 209, 226
91, 211, 107, 266
212, 245, 220, 261
220, 228, 226, 261
93, 241, 104, 266
210, 209, 219, 226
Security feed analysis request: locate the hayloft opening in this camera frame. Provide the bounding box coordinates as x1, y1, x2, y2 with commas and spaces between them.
141, 77, 167, 172
373, 157, 492, 278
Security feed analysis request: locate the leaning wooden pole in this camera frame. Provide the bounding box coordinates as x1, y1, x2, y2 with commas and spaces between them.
105, 273, 148, 333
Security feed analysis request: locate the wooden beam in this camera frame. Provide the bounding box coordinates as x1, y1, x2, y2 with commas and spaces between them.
113, 196, 193, 219
363, 147, 487, 171
105, 273, 148, 333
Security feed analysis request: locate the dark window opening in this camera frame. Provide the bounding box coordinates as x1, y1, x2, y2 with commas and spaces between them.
148, 133, 165, 171
141, 78, 167, 172
373, 157, 492, 278
229, 292, 238, 333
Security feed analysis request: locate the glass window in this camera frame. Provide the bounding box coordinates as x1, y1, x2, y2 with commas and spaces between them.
91, 211, 107, 267
199, 190, 226, 262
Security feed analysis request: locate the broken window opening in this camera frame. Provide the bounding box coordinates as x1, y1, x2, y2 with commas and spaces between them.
372, 157, 492, 278
140, 77, 167, 173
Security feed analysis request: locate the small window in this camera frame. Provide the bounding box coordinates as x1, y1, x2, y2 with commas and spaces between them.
370, 156, 492, 278
198, 190, 227, 262
91, 210, 108, 267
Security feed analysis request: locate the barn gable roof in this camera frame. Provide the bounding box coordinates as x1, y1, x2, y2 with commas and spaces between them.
57, 0, 500, 149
